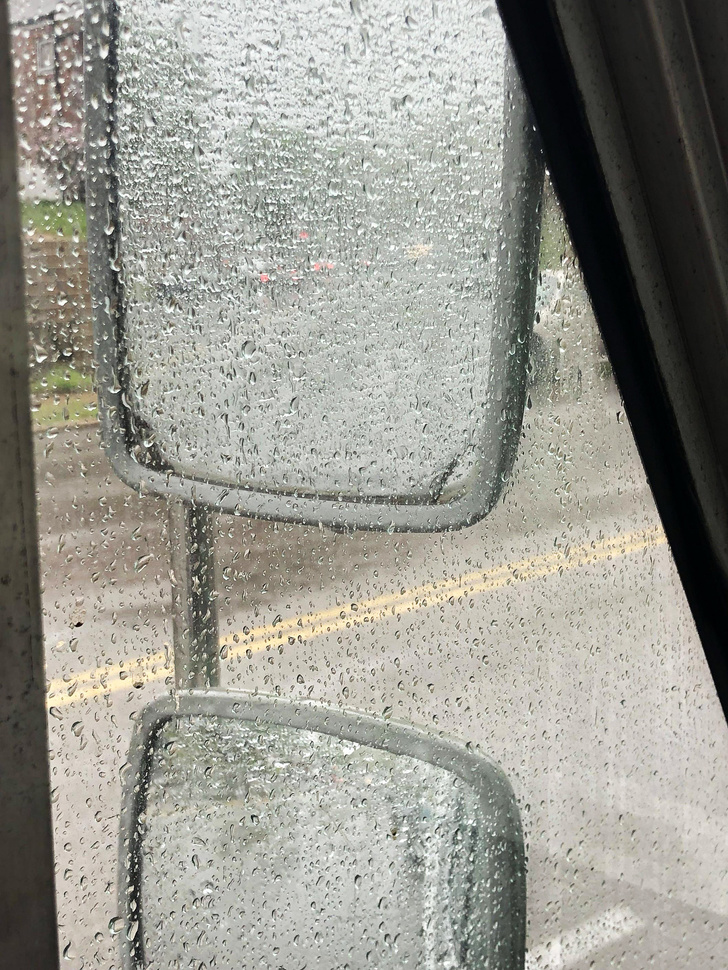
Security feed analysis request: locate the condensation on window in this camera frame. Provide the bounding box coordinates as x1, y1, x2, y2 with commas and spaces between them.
11, 0, 728, 968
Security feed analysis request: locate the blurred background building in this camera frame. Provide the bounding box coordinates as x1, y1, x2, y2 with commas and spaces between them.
10, 0, 84, 201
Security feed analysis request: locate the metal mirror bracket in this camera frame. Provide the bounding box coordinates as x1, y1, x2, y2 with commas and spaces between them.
167, 500, 220, 689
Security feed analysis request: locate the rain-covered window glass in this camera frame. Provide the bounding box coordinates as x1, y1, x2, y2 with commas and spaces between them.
11, 0, 728, 967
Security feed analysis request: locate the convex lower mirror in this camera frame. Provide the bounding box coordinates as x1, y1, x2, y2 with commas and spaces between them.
86, 0, 543, 530
120, 693, 525, 969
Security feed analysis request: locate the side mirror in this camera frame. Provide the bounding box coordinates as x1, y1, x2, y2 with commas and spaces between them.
119, 692, 525, 969
85, 0, 543, 531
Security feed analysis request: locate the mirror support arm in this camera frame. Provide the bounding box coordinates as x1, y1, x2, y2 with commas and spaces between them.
168, 500, 220, 689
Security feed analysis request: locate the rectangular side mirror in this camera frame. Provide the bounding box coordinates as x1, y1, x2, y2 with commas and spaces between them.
119, 692, 525, 969
86, 0, 542, 531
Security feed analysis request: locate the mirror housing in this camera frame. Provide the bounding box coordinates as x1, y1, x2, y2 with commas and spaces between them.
85, 0, 543, 531
119, 691, 525, 969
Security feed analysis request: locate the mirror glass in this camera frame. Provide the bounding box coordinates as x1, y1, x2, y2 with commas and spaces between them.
111, 0, 513, 503
132, 715, 520, 969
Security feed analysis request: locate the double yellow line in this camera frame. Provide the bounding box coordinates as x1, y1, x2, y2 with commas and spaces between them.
46, 524, 666, 711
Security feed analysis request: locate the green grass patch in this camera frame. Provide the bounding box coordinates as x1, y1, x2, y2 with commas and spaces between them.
31, 363, 93, 397
539, 179, 574, 273
32, 391, 97, 429
22, 199, 86, 238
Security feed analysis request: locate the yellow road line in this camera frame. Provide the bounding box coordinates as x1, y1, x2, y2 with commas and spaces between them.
45, 524, 666, 710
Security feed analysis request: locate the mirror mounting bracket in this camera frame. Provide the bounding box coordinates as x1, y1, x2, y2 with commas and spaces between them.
168, 500, 220, 689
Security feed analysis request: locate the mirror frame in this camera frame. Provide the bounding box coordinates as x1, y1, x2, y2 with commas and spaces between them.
85, 0, 544, 531
119, 690, 526, 970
